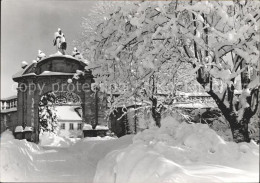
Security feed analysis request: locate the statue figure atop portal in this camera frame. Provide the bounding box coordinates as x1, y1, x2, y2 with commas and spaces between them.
72, 47, 80, 57
53, 28, 67, 55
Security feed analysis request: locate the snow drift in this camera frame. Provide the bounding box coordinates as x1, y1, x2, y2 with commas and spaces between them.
0, 130, 42, 182
0, 130, 131, 182
94, 116, 259, 183
0, 117, 259, 183
39, 131, 79, 147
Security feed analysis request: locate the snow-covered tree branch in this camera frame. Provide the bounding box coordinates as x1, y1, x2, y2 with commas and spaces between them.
81, 0, 259, 142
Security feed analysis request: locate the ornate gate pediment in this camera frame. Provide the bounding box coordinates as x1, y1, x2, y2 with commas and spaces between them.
54, 91, 82, 105
13, 55, 90, 81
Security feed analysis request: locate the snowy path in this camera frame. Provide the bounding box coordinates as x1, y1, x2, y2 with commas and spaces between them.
1, 134, 133, 182
29, 147, 96, 182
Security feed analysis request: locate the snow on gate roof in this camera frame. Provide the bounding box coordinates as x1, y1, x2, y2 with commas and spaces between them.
12, 55, 88, 81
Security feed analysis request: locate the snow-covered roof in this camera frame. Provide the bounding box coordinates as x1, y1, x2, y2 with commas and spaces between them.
56, 106, 82, 121
0, 107, 17, 113
172, 102, 217, 109
39, 71, 74, 76
22, 73, 37, 77
12, 69, 27, 80
12, 55, 87, 81
1, 95, 17, 101
175, 92, 210, 97
111, 101, 143, 108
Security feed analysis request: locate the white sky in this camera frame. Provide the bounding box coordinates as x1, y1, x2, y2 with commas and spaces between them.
1, 0, 95, 98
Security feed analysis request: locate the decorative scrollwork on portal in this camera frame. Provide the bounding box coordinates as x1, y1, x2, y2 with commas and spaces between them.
40, 91, 82, 106
54, 91, 82, 105
55, 96, 67, 105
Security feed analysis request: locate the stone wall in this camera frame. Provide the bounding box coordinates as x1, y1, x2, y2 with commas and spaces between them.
0, 111, 18, 133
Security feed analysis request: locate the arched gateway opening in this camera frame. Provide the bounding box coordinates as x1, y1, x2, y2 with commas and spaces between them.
13, 55, 107, 143
39, 91, 83, 138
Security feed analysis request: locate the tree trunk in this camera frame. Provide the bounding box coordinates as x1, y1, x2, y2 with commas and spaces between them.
229, 119, 250, 143
92, 90, 99, 130
214, 101, 251, 143
151, 97, 161, 127
228, 115, 250, 143
207, 90, 252, 143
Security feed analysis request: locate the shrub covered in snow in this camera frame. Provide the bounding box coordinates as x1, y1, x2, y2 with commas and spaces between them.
38, 92, 58, 134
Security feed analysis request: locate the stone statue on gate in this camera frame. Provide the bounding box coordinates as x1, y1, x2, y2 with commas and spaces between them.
53, 28, 67, 55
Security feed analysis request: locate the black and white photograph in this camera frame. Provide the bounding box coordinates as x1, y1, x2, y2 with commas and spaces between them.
1, 0, 259, 182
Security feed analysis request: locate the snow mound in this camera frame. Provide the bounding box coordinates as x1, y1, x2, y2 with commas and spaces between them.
94, 117, 259, 183
21, 61, 28, 69
133, 116, 227, 151
1, 134, 41, 182
24, 126, 33, 132
15, 126, 23, 132
0, 131, 132, 182
39, 132, 77, 147
83, 123, 93, 130
96, 125, 109, 130
49, 51, 63, 57
82, 136, 116, 141
0, 129, 15, 141
70, 135, 133, 167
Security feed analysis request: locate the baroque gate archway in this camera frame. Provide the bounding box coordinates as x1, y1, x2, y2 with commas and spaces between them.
13, 56, 107, 142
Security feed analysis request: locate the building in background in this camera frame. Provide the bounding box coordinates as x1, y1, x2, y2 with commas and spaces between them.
0, 96, 84, 138
55, 105, 83, 138
1, 92, 218, 137
0, 96, 18, 133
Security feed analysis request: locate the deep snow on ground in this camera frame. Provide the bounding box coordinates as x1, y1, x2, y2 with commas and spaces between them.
0, 130, 132, 182
39, 131, 80, 147
1, 117, 259, 183
94, 117, 259, 183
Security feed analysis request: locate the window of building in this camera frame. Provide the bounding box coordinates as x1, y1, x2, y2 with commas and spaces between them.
77, 123, 82, 130
69, 123, 74, 130
60, 123, 65, 130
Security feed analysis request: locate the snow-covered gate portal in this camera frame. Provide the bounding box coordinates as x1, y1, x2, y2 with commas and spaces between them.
12, 56, 107, 142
